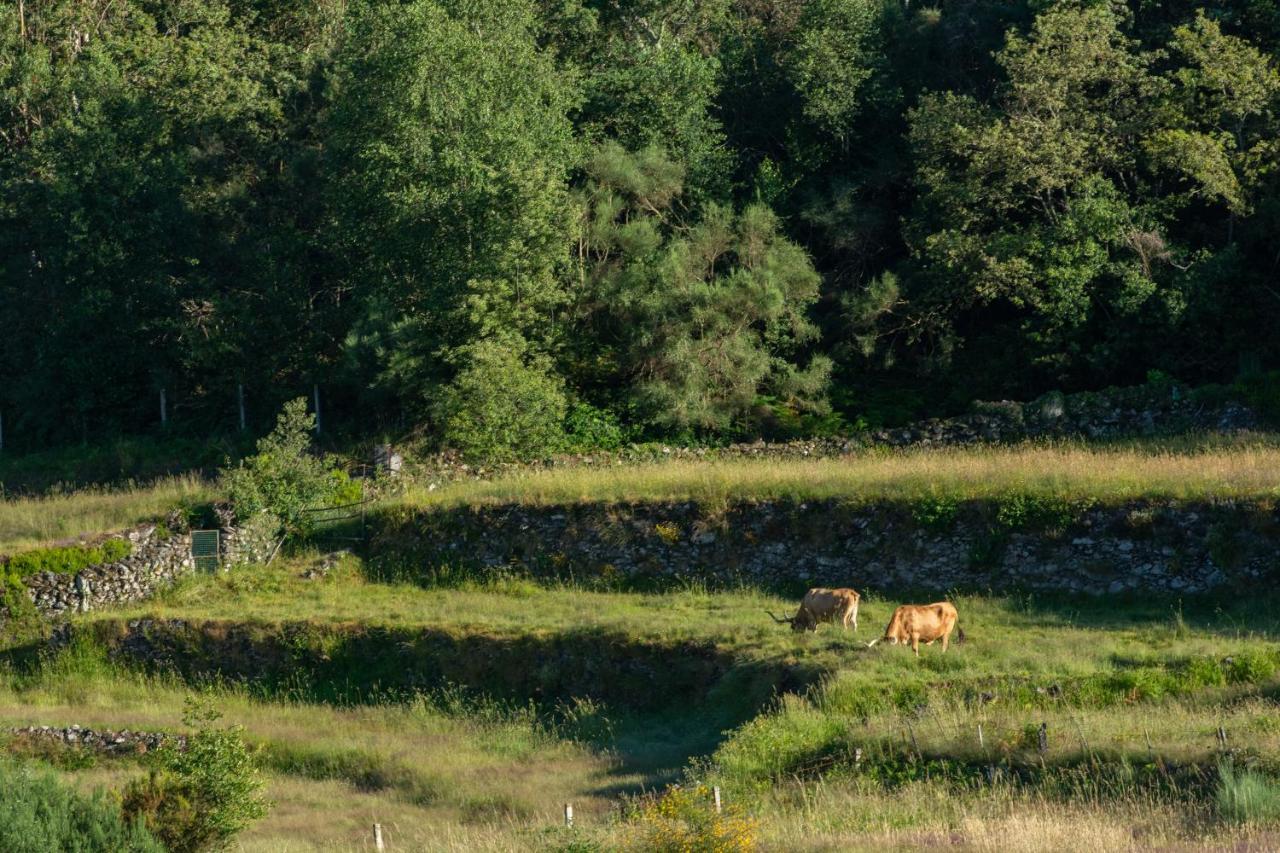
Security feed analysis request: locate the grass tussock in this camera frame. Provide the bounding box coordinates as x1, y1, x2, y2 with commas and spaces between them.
404, 439, 1280, 509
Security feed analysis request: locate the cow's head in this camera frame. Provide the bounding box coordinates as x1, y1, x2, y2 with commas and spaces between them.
766, 609, 815, 633
866, 614, 906, 648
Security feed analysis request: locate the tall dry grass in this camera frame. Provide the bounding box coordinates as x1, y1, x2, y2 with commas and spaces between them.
405, 441, 1280, 509
0, 474, 211, 554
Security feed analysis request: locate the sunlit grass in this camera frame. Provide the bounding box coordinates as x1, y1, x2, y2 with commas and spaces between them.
0, 474, 210, 554
405, 438, 1280, 509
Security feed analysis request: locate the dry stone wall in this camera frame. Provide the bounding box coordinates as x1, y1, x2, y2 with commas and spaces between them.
17, 511, 270, 619
376, 498, 1280, 597
23, 524, 194, 616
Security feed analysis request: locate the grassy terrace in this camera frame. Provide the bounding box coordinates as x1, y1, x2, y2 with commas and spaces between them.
4, 559, 1280, 849
405, 437, 1280, 509
3, 437, 1279, 556
0, 474, 210, 555
5, 440, 1280, 849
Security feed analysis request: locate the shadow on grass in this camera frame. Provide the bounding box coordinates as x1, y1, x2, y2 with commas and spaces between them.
996, 590, 1280, 638
0, 617, 828, 791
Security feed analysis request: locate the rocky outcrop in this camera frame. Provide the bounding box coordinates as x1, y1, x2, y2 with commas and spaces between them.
375, 498, 1279, 597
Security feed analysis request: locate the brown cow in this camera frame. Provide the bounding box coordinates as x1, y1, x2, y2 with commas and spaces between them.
767, 587, 860, 633
867, 602, 961, 656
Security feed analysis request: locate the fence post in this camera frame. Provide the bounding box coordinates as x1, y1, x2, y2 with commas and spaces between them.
1037, 722, 1048, 757
713, 786, 722, 814
1217, 726, 1228, 750
564, 803, 574, 828
373, 823, 384, 851
977, 724, 984, 751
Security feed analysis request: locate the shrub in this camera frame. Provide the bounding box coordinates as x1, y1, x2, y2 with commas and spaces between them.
435, 338, 568, 462
1226, 650, 1278, 685
0, 759, 163, 852
623, 783, 758, 852
221, 398, 348, 534
564, 401, 628, 452
121, 699, 268, 853
912, 495, 960, 532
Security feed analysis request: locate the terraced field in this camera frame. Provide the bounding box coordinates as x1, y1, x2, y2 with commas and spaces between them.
3, 550, 1280, 850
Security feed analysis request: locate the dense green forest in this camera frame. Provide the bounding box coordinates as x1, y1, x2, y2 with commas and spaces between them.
4, 0, 1279, 455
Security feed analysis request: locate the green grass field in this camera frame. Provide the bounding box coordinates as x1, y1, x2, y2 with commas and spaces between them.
5, 440, 1280, 849
4, 551, 1280, 850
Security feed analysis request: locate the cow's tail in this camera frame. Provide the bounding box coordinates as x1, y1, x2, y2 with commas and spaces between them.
955, 626, 967, 644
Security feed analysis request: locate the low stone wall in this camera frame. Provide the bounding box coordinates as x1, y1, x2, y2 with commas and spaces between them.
375, 498, 1280, 596
17, 511, 270, 619
8, 724, 184, 755
23, 525, 194, 616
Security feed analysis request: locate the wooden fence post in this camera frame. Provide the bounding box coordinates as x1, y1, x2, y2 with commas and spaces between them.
1217, 726, 1228, 750
977, 724, 984, 751
564, 803, 574, 828
373, 822, 384, 851
1037, 722, 1048, 757
713, 786, 722, 814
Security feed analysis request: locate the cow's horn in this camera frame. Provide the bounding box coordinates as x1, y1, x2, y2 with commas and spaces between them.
765, 610, 793, 624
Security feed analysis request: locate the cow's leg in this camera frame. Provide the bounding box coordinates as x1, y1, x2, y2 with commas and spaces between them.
942, 631, 950, 653
852, 602, 858, 633
912, 635, 920, 657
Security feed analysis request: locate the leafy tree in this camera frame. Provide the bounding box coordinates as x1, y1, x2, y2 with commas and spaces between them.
221, 398, 350, 533
121, 699, 268, 853
893, 2, 1280, 389
573, 144, 828, 432
328, 0, 577, 415
436, 337, 569, 461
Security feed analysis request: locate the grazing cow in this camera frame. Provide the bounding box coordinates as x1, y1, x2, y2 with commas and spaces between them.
867, 602, 961, 656
767, 587, 860, 633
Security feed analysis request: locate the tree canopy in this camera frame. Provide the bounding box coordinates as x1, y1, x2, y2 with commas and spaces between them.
3, 0, 1280, 454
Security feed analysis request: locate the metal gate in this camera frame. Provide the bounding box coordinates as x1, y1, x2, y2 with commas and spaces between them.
191, 530, 221, 573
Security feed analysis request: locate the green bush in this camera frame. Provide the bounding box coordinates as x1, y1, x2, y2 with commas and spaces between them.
121, 699, 268, 853
5, 539, 132, 578
564, 402, 629, 452
221, 398, 348, 534
0, 759, 163, 852
436, 338, 568, 462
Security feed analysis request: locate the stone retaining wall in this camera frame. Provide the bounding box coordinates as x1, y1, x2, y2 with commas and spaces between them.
22, 525, 194, 617
16, 511, 270, 619
376, 498, 1280, 596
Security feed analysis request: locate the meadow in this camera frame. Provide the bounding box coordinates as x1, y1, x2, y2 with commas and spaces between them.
405, 437, 1280, 509
4, 439, 1280, 849
4, 553, 1280, 850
